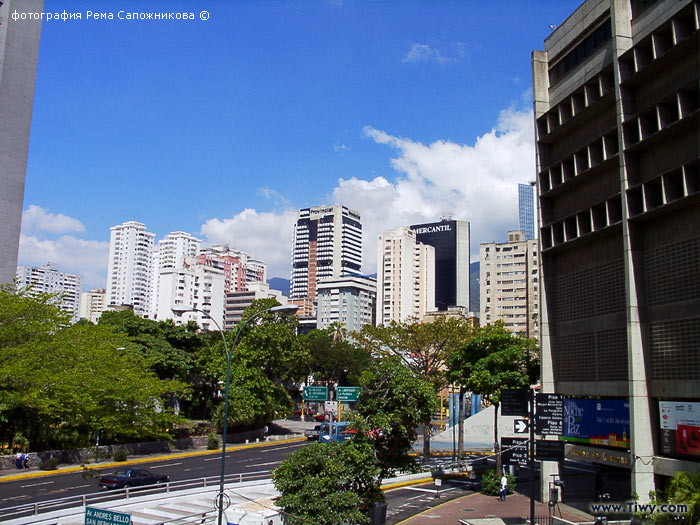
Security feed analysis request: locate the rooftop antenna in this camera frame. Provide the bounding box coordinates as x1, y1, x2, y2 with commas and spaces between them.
440, 211, 454, 221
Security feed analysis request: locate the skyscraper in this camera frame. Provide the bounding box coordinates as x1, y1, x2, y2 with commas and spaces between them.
376, 226, 435, 324
533, 0, 699, 501
290, 205, 362, 302
0, 0, 43, 284
106, 221, 156, 317
409, 219, 470, 311
518, 183, 535, 240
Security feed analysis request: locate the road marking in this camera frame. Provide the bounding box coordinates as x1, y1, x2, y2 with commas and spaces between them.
238, 457, 263, 462
183, 467, 204, 472
205, 455, 230, 461
259, 443, 305, 453
20, 480, 54, 488
150, 462, 182, 469
1, 495, 30, 502
403, 487, 438, 494
245, 461, 278, 468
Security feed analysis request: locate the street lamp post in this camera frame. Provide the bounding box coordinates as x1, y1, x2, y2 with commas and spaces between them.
172, 303, 298, 525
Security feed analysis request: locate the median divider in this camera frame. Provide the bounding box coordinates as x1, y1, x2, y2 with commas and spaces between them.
0, 436, 306, 483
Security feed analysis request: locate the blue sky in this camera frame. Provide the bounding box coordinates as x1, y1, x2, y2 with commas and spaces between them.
19, 0, 582, 288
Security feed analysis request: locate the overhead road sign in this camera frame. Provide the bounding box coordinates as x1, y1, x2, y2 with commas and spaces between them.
337, 386, 362, 402
303, 386, 328, 401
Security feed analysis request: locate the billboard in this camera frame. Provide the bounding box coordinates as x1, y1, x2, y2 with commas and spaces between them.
659, 401, 700, 459
561, 398, 630, 449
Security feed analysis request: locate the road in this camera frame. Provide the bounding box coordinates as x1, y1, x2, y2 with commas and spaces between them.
0, 440, 308, 513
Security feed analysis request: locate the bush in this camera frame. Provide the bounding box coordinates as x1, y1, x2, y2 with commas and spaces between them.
113, 448, 128, 462
39, 457, 59, 471
207, 433, 219, 450
481, 469, 515, 496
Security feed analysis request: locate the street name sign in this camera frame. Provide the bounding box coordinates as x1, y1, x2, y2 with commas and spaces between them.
514, 419, 529, 434
535, 439, 565, 462
535, 393, 565, 436
337, 386, 362, 402
501, 389, 529, 416
85, 507, 131, 525
303, 386, 328, 401
502, 437, 529, 467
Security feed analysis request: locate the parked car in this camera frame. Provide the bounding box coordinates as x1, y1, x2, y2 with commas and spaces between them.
98, 468, 169, 490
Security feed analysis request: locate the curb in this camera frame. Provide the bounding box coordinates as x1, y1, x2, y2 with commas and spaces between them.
0, 436, 305, 483
394, 492, 479, 525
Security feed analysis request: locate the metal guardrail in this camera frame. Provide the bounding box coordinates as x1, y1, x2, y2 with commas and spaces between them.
0, 470, 271, 522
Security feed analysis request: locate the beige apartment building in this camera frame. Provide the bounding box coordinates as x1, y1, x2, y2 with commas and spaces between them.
376, 227, 435, 324
479, 230, 539, 338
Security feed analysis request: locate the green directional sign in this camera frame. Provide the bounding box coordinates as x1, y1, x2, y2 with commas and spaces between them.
85, 506, 131, 525
303, 386, 328, 401
337, 386, 362, 402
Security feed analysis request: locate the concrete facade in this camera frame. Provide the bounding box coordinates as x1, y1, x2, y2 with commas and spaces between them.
79, 288, 107, 324
316, 273, 376, 332
376, 226, 435, 324
480, 230, 539, 338
533, 0, 699, 500
224, 281, 287, 330
0, 0, 43, 284
16, 263, 82, 322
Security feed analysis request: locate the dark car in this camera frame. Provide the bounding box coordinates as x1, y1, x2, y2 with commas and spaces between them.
98, 468, 169, 490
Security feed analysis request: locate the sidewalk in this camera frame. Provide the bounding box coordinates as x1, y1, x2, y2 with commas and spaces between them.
398, 491, 594, 524
0, 419, 310, 483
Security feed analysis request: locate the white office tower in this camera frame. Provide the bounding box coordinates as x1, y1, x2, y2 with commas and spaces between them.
316, 274, 376, 332
193, 244, 267, 293
106, 221, 155, 317
150, 231, 202, 318
16, 263, 82, 323
290, 205, 362, 302
157, 261, 225, 331
376, 227, 435, 325
79, 288, 107, 323
480, 230, 539, 338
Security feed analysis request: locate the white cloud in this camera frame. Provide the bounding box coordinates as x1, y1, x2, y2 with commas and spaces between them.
402, 43, 454, 65
333, 106, 536, 273
18, 234, 109, 290
200, 208, 298, 279
21, 205, 86, 235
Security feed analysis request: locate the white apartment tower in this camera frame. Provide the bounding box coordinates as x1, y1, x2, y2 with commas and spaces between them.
16, 263, 82, 323
480, 230, 539, 338
290, 205, 362, 302
376, 227, 435, 324
316, 274, 377, 332
106, 221, 156, 317
79, 289, 107, 324
151, 231, 202, 318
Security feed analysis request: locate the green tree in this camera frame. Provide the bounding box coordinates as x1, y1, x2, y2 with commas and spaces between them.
354, 316, 474, 461
273, 441, 383, 525
304, 328, 371, 386
351, 357, 437, 478
448, 323, 539, 475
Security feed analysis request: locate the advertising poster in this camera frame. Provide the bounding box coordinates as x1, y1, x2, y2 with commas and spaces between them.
659, 401, 700, 459
562, 398, 630, 449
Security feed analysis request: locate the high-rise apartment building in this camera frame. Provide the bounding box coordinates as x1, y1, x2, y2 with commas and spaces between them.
518, 183, 535, 240
224, 281, 288, 330
533, 0, 699, 501
106, 221, 155, 317
376, 227, 435, 324
316, 274, 376, 332
290, 205, 362, 302
0, 1, 42, 284
16, 263, 82, 322
193, 244, 266, 294
409, 219, 470, 311
151, 231, 202, 318
79, 288, 107, 324
479, 230, 539, 338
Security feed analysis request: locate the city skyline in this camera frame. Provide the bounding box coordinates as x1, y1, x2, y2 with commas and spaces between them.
16, 1, 581, 289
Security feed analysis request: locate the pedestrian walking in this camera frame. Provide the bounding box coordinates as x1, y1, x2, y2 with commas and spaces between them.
500, 474, 508, 501
15, 452, 22, 470
22, 453, 29, 470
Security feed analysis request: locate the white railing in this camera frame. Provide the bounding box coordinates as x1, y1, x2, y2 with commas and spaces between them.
0, 470, 270, 521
